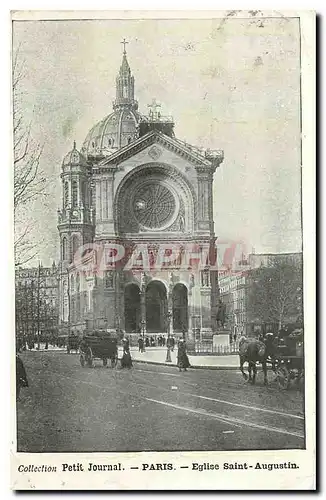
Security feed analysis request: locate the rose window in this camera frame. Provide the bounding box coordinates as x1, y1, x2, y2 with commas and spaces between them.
132, 182, 177, 230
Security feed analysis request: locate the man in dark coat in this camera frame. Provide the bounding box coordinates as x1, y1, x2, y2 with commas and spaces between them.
138, 337, 144, 352
16, 355, 28, 399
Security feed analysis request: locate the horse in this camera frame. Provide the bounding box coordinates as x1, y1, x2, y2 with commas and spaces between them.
238, 336, 268, 385
16, 355, 28, 399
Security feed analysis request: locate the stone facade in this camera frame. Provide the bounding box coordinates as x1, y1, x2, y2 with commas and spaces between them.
15, 263, 59, 338
219, 252, 303, 337
57, 47, 224, 342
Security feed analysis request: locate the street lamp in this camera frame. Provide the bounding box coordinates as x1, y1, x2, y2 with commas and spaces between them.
141, 319, 146, 339
141, 319, 146, 352
165, 309, 172, 362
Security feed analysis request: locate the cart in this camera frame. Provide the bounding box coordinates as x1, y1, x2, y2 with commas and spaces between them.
274, 329, 304, 390
79, 331, 118, 368
67, 334, 80, 354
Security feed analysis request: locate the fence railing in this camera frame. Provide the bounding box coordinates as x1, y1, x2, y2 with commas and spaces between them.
190, 340, 240, 356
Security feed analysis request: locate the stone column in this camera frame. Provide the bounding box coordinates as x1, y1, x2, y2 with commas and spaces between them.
187, 279, 196, 350
101, 179, 108, 220
107, 175, 114, 222
140, 285, 146, 336
200, 270, 213, 349
95, 179, 101, 222
197, 169, 213, 233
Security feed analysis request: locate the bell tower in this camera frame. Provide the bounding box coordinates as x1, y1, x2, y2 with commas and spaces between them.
57, 142, 95, 325
58, 141, 94, 265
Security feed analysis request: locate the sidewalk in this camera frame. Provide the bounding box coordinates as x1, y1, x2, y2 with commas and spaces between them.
24, 345, 239, 370
125, 347, 239, 370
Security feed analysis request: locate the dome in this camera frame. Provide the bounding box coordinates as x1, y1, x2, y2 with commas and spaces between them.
62, 141, 87, 167
81, 108, 148, 158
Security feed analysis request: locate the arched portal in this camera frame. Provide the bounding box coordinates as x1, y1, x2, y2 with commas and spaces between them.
146, 281, 167, 333
124, 284, 140, 333
172, 284, 188, 332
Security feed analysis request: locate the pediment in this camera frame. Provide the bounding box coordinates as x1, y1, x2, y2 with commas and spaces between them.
96, 130, 214, 170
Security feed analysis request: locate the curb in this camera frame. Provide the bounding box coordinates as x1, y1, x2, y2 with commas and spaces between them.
132, 358, 239, 370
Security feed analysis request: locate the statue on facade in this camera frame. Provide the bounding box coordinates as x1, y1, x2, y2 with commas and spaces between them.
216, 298, 226, 329
179, 214, 185, 232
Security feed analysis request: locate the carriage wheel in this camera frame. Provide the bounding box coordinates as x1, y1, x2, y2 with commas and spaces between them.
80, 354, 85, 367
103, 358, 108, 367
276, 365, 290, 390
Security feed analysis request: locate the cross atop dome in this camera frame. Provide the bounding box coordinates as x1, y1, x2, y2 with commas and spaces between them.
121, 38, 128, 55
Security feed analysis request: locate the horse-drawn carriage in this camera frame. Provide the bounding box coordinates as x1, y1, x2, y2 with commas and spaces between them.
79, 331, 118, 368
67, 334, 80, 354
273, 329, 304, 390
239, 329, 304, 390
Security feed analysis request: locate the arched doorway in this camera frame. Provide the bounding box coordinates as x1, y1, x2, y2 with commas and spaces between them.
124, 284, 140, 333
172, 284, 188, 332
146, 281, 167, 333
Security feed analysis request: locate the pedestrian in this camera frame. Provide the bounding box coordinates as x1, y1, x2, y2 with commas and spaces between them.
177, 339, 190, 372
121, 338, 132, 369
145, 337, 149, 348
138, 336, 144, 352
171, 337, 175, 352
162, 336, 166, 347
16, 354, 28, 399
122, 336, 130, 352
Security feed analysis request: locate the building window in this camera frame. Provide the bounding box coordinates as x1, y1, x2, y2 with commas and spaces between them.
81, 181, 87, 206
89, 186, 93, 208
62, 237, 68, 260
201, 270, 210, 287
72, 181, 78, 207
64, 181, 69, 207
76, 294, 80, 320
83, 291, 88, 314
72, 235, 79, 258
71, 298, 75, 323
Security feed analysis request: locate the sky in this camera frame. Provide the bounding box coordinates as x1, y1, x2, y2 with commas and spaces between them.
13, 15, 302, 267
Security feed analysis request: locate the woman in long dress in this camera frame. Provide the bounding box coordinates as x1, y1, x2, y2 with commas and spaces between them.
177, 339, 190, 371
121, 338, 132, 369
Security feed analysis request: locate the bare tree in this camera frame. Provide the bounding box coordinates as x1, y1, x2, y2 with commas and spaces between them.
247, 257, 303, 330
13, 47, 46, 266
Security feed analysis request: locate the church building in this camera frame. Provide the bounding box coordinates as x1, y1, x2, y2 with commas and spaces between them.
57, 42, 224, 345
